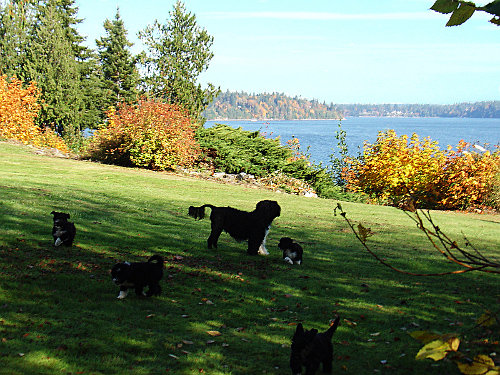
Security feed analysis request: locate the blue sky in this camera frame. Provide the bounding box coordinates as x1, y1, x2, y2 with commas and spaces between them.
75, 0, 500, 104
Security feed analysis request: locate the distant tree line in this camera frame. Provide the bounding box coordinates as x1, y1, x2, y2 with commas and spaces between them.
203, 90, 342, 120
337, 102, 500, 118
203, 91, 500, 119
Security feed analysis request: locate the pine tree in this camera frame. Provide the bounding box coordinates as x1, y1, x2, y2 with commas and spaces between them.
28, 1, 81, 140
96, 8, 139, 108
138, 0, 220, 121
0, 0, 36, 81
25, 0, 104, 145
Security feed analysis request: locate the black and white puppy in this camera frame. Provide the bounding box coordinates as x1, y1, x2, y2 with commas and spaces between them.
278, 237, 303, 265
111, 255, 164, 299
290, 317, 340, 375
51, 211, 76, 247
188, 200, 281, 256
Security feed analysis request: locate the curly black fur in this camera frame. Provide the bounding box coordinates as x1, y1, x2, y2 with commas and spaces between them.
290, 317, 340, 375
188, 200, 281, 255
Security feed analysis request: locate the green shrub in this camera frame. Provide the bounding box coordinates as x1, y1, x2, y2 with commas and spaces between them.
195, 124, 291, 176
195, 124, 363, 201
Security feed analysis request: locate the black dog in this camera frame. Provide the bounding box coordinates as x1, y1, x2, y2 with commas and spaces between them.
279, 237, 303, 265
290, 317, 340, 375
111, 255, 164, 299
51, 211, 76, 247
188, 200, 281, 256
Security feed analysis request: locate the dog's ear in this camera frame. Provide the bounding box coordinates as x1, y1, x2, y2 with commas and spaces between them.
188, 206, 205, 220
51, 211, 56, 215
65, 213, 71, 219
294, 323, 304, 336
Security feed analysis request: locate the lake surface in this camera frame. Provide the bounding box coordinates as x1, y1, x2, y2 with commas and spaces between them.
205, 117, 500, 165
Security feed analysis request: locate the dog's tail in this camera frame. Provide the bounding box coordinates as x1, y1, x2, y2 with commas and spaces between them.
188, 204, 215, 220
148, 255, 164, 267
326, 316, 340, 339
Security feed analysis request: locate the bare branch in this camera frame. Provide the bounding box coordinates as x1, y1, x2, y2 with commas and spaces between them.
334, 203, 500, 276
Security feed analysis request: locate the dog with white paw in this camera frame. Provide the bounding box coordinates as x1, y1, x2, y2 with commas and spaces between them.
188, 200, 281, 256
51, 211, 76, 247
111, 255, 164, 299
278, 237, 303, 265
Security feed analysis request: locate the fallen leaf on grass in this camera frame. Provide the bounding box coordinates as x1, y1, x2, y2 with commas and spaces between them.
207, 330, 221, 337
343, 319, 357, 327
476, 310, 497, 327
182, 340, 194, 345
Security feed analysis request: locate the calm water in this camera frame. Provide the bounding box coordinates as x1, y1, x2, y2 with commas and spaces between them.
205, 117, 500, 165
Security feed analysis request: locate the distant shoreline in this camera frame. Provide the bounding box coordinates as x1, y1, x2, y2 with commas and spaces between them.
206, 115, 500, 122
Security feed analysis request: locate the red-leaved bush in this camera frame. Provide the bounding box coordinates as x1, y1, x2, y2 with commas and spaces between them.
86, 99, 200, 170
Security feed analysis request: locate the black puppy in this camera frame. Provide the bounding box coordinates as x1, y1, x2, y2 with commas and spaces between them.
51, 211, 76, 247
188, 200, 281, 256
279, 237, 303, 265
111, 255, 164, 299
290, 317, 340, 375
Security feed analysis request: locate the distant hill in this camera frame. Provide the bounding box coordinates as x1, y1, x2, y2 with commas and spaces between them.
337, 102, 500, 118
203, 91, 500, 119
203, 91, 342, 120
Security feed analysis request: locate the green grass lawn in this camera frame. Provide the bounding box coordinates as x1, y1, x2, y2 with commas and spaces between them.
0, 141, 498, 375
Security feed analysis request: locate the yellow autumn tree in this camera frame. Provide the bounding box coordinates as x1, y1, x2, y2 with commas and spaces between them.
345, 130, 500, 209
0, 75, 68, 152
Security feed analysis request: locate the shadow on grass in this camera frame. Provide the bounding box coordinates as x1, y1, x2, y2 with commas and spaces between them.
0, 170, 498, 373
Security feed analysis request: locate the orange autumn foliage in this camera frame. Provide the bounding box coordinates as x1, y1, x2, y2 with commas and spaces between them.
345, 130, 500, 210
86, 99, 200, 170
0, 75, 68, 152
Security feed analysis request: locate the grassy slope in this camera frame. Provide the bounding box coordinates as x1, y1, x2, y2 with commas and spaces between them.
0, 141, 498, 375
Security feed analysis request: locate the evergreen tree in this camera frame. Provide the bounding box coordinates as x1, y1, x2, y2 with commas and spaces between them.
96, 8, 139, 108
79, 52, 107, 131
0, 0, 36, 81
138, 0, 220, 121
26, 0, 104, 145
27, 1, 79, 139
